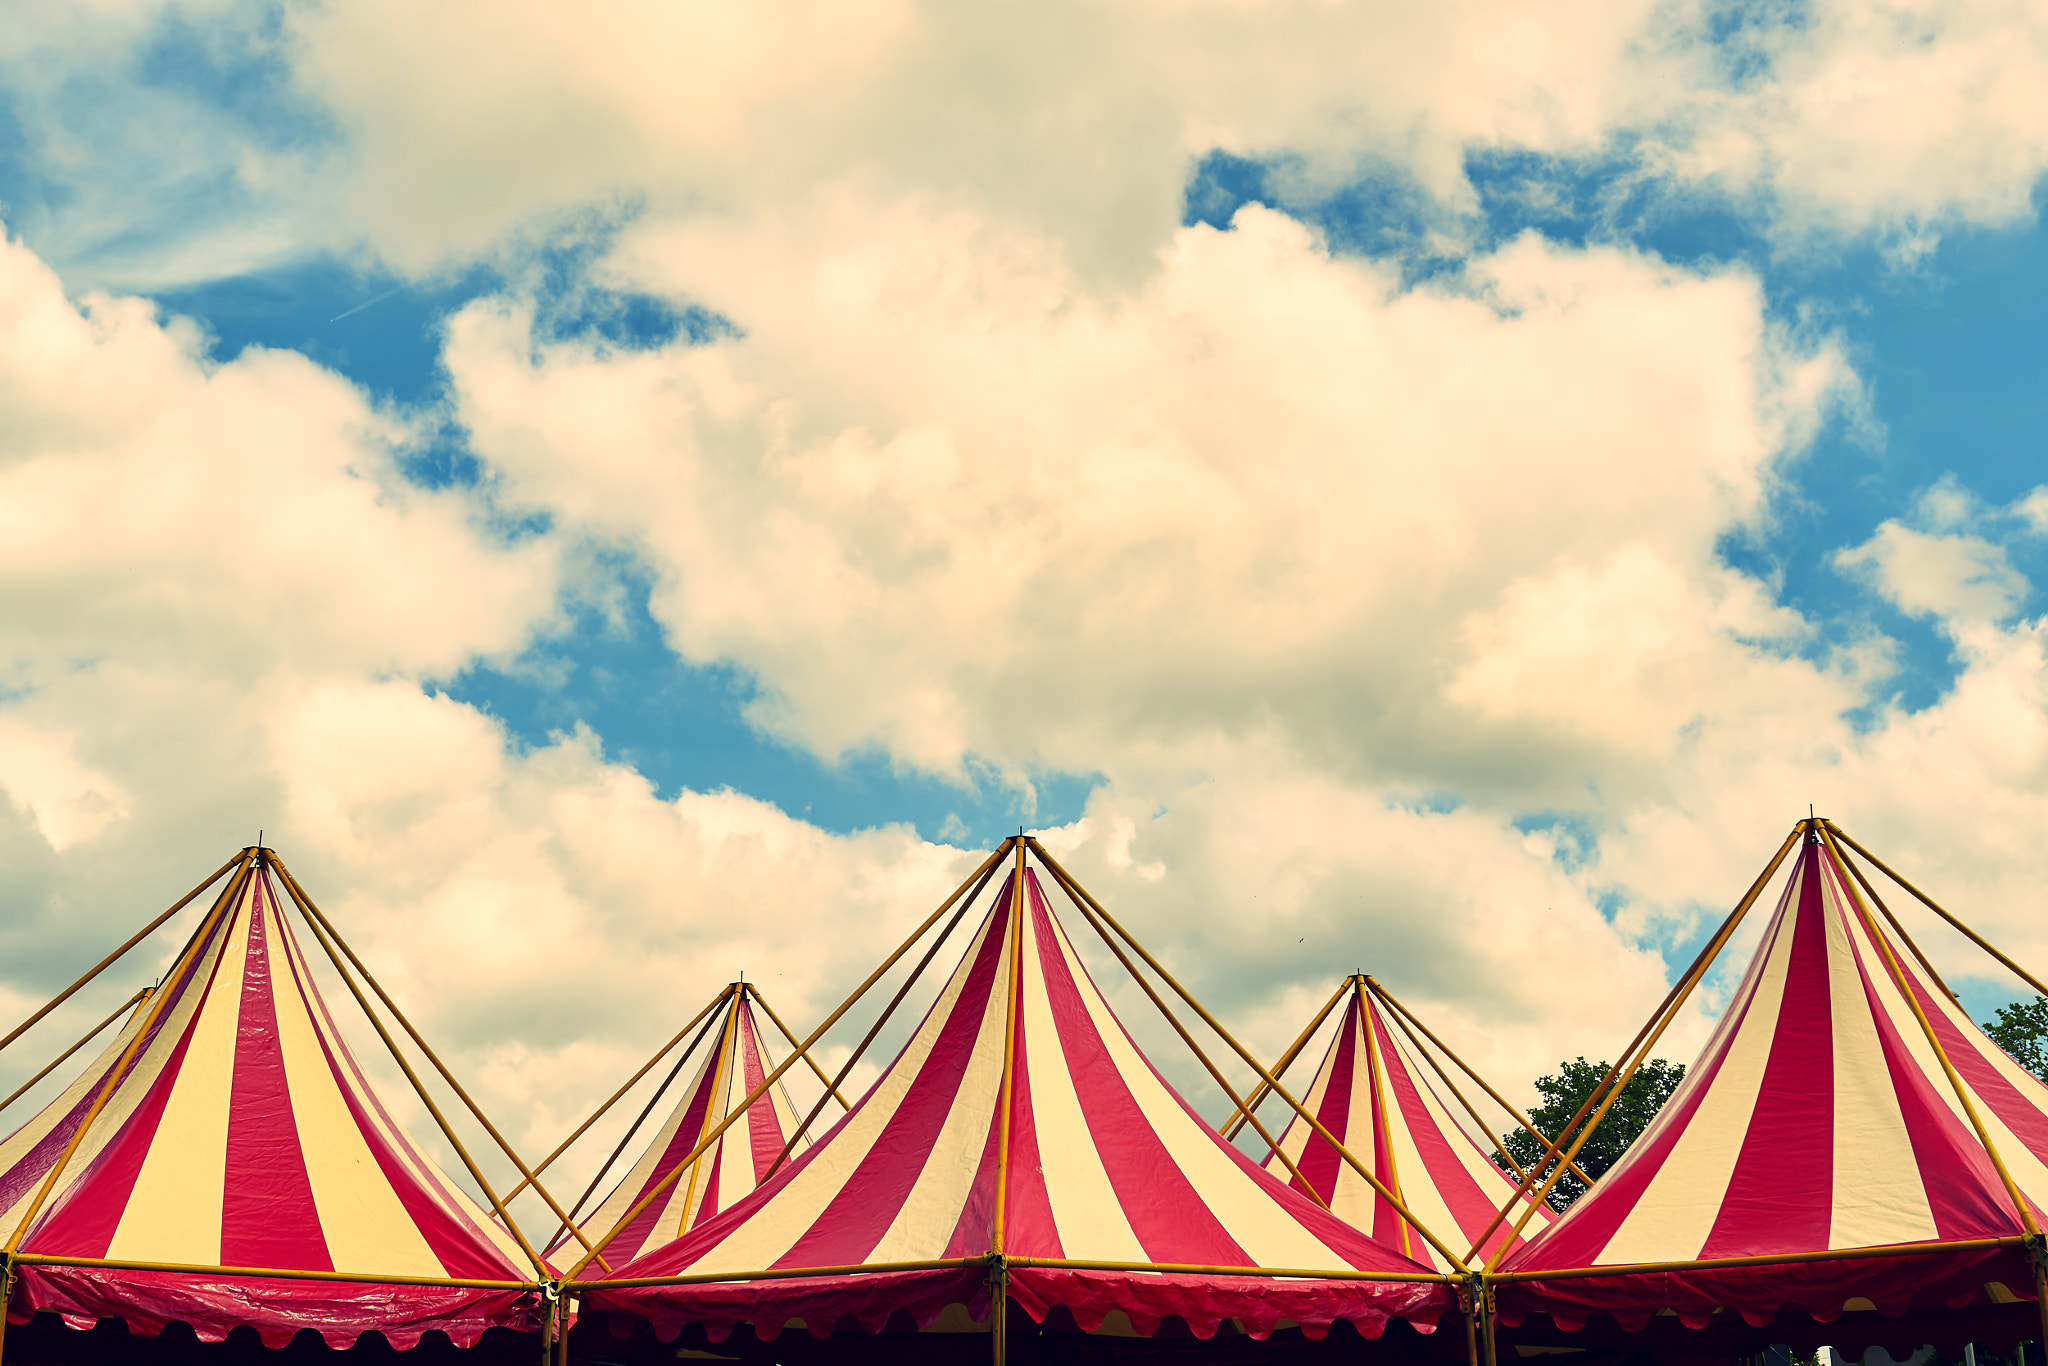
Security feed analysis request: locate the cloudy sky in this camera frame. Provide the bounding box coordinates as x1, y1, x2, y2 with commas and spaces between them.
4, 0, 2048, 1226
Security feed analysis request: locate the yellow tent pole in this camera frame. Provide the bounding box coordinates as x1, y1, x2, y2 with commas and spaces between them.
1359, 979, 1412, 1260
1369, 983, 1530, 1182
991, 843, 1028, 1255
1828, 840, 1956, 1001
672, 994, 742, 1241
1462, 821, 1804, 1268
1824, 821, 2048, 1000
550, 991, 731, 1245
0, 987, 151, 1119
1026, 839, 1470, 1272
566, 839, 1017, 1279
500, 985, 735, 1211
1044, 856, 1332, 1211
1218, 975, 1350, 1140
0, 848, 245, 1057
744, 982, 853, 1112
1368, 978, 1594, 1189
5, 852, 255, 1256
273, 858, 558, 1277
268, 855, 590, 1266
1818, 824, 2039, 1237
763, 850, 1008, 1181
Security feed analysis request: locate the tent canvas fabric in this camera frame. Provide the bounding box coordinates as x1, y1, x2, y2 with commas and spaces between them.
580, 862, 1452, 1345
552, 988, 806, 1269
0, 858, 543, 1348
1261, 980, 1553, 1271
1496, 831, 2048, 1332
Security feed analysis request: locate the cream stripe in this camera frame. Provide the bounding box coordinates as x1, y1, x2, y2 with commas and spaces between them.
1041, 907, 1343, 1271
865, 912, 1014, 1263
106, 884, 255, 1264
577, 1050, 714, 1262
1012, 904, 1147, 1263
1821, 865, 1938, 1248
687, 911, 1004, 1276
1592, 868, 1804, 1266
269, 906, 441, 1276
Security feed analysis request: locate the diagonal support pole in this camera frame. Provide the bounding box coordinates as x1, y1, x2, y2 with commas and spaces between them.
1218, 974, 1350, 1140
565, 839, 1017, 1281
0, 987, 151, 1119
1026, 839, 1469, 1271
744, 982, 853, 1114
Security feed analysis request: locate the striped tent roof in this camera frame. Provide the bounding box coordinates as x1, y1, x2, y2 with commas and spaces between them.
0, 853, 543, 1348
1497, 828, 2048, 1331
581, 859, 1452, 1345
1260, 978, 1553, 1271
552, 986, 806, 1269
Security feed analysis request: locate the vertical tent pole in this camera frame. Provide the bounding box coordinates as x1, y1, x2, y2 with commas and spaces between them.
268, 856, 592, 1264
566, 840, 1018, 1279
671, 995, 742, 1241
1480, 1279, 1499, 1366
499, 985, 736, 1211
4, 851, 256, 1256
0, 848, 246, 1057
990, 843, 1027, 1366
1218, 974, 1351, 1140
1026, 839, 1469, 1270
1359, 981, 1413, 1260
762, 848, 1009, 1180
1465, 821, 1804, 1267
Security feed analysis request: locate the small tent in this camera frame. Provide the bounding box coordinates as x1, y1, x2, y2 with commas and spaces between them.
546, 981, 823, 1270
571, 838, 1456, 1356
1492, 818, 2048, 1356
1239, 974, 1558, 1270
0, 848, 551, 1350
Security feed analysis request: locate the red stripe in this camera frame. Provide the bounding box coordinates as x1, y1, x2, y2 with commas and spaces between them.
998, 1001, 1061, 1257
1699, 844, 1835, 1258
1831, 859, 2022, 1239
692, 1145, 725, 1232
736, 1008, 783, 1186
0, 906, 237, 1228
771, 884, 1017, 1269
219, 880, 332, 1269
1370, 1001, 1534, 1261
607, 1030, 727, 1260
267, 890, 521, 1278
1507, 861, 1810, 1271
25, 893, 250, 1257
1293, 998, 1359, 1207
1031, 875, 1251, 1266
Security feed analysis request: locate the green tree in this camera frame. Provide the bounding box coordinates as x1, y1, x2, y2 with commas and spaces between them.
1496, 1056, 1686, 1210
1982, 996, 2048, 1081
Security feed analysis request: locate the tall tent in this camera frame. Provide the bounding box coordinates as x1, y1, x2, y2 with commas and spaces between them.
1237, 974, 1558, 1271
572, 839, 1456, 1356
1491, 818, 2048, 1352
547, 982, 817, 1270
0, 848, 551, 1350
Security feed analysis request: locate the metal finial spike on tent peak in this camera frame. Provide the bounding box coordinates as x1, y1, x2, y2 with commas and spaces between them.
1493, 821, 2048, 1346
0, 850, 549, 1350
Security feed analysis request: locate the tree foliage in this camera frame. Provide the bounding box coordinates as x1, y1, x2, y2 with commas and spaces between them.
1496, 1056, 1687, 1210
1982, 996, 2048, 1082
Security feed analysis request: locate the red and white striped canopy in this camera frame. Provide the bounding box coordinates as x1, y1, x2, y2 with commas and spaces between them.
0, 857, 542, 1348
555, 987, 806, 1269
1261, 980, 1552, 1271
583, 862, 1451, 1344
1499, 832, 2048, 1330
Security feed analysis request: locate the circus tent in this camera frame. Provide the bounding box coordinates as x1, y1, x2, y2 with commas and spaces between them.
573, 839, 1456, 1352
547, 982, 819, 1270
1493, 818, 2048, 1343
1240, 974, 1557, 1271
0, 848, 550, 1349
